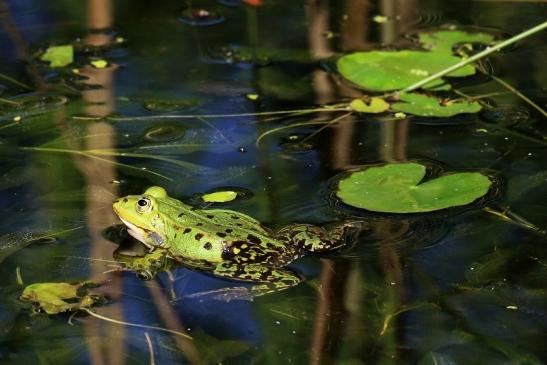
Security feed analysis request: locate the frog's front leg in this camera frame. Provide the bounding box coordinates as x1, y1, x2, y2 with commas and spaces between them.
190, 262, 302, 301
276, 222, 359, 252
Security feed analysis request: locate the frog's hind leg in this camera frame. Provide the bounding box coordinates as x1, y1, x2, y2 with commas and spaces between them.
188, 262, 302, 301
277, 222, 361, 253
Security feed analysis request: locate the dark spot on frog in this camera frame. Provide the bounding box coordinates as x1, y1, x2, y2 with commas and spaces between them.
195, 233, 204, 241
178, 212, 184, 217
247, 234, 261, 244
231, 215, 239, 219
216, 232, 227, 238
196, 223, 203, 226
203, 242, 212, 250
123, 198, 128, 203
206, 214, 214, 219
236, 223, 243, 227
225, 228, 233, 233
183, 228, 192, 234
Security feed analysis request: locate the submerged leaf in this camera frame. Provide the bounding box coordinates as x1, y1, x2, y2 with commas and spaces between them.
337, 50, 476, 91
336, 163, 492, 213
20, 281, 104, 314
202, 190, 238, 203
418, 30, 495, 52
391, 93, 482, 117
40, 45, 74, 68
350, 98, 390, 114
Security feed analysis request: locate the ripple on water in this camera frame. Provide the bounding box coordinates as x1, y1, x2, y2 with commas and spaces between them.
179, 7, 225, 26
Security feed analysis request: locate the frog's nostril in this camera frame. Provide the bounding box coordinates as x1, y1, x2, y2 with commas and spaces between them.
114, 199, 119, 204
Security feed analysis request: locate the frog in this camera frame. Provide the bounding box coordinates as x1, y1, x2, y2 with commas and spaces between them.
112, 186, 359, 299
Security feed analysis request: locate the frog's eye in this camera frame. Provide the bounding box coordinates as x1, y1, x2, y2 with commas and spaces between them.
136, 197, 152, 213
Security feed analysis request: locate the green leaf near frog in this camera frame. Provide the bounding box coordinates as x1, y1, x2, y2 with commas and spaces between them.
20, 281, 105, 314
111, 186, 362, 300
40, 45, 74, 68
336, 162, 492, 213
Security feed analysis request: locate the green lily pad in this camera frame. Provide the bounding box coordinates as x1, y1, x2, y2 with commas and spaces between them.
350, 98, 390, 113
337, 50, 476, 91
336, 163, 492, 213
40, 45, 74, 68
20, 281, 104, 314
202, 190, 238, 203
391, 93, 482, 117
418, 30, 495, 52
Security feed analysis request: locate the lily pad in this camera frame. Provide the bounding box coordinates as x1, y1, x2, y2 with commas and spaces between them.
418, 30, 495, 52
337, 50, 476, 91
202, 190, 238, 203
336, 163, 492, 213
20, 281, 104, 314
391, 93, 482, 117
40, 45, 74, 68
350, 98, 390, 114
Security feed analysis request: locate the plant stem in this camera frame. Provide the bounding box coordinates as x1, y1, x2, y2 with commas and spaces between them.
400, 21, 547, 94
490, 75, 547, 118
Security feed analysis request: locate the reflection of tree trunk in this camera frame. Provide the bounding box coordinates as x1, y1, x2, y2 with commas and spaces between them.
380, 0, 418, 45
307, 2, 359, 364
341, 0, 372, 51
77, 2, 125, 365
309, 259, 350, 365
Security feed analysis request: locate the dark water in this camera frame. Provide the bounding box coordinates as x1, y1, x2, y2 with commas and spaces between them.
0, 0, 546, 364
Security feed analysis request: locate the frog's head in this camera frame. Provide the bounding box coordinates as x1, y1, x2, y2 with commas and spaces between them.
113, 186, 170, 249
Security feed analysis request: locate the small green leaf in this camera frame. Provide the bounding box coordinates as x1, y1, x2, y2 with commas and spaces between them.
337, 50, 476, 91
418, 30, 495, 52
350, 98, 390, 113
391, 93, 481, 117
90, 59, 108, 68
336, 163, 492, 213
202, 190, 238, 203
40, 45, 74, 68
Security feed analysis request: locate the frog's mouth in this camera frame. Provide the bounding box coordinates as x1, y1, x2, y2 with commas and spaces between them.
119, 217, 166, 248
119, 217, 149, 245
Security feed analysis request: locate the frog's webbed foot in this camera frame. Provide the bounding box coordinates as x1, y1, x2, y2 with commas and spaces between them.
277, 221, 364, 253
188, 262, 302, 301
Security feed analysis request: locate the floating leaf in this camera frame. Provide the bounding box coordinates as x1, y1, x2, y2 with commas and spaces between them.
391, 93, 481, 117
90, 59, 108, 68
337, 50, 476, 91
336, 163, 492, 213
202, 190, 238, 203
350, 98, 390, 114
418, 30, 495, 52
20, 281, 104, 314
40, 45, 74, 68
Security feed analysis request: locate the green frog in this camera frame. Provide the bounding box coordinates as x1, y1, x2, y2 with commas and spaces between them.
112, 186, 358, 299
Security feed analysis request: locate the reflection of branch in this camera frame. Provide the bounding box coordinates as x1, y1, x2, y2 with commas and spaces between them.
0, 0, 45, 89
309, 259, 335, 365
146, 280, 203, 364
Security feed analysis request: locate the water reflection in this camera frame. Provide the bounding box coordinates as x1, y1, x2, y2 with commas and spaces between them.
0, 0, 546, 364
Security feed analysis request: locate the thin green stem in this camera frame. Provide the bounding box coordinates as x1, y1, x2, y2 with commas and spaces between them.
490, 75, 547, 118
80, 308, 192, 340
102, 107, 349, 122
400, 21, 547, 94
0, 73, 32, 90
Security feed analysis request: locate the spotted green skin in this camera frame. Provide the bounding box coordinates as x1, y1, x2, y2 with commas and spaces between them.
113, 186, 352, 299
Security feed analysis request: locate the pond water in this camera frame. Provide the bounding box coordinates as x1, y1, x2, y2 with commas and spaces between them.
1, 0, 546, 364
